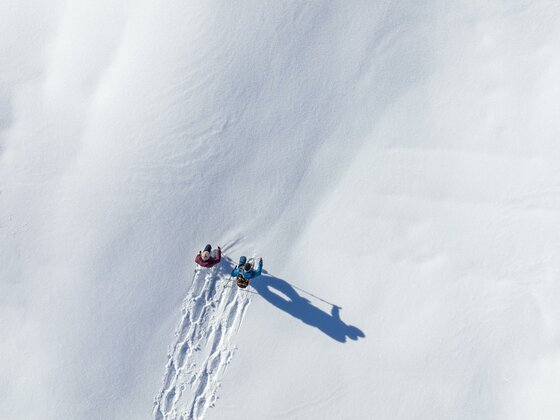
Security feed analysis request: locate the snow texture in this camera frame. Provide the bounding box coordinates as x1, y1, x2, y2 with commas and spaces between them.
2, 1, 560, 420
154, 259, 251, 420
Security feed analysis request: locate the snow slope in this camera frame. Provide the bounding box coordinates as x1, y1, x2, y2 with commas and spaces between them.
2, 1, 560, 419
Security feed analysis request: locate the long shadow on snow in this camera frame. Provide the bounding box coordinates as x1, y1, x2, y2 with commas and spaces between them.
251, 273, 365, 343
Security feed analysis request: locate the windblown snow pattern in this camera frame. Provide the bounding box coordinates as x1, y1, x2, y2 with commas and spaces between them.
2, 1, 560, 420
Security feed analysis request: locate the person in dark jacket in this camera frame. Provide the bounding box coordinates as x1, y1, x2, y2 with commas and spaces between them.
195, 244, 221, 268
231, 256, 263, 288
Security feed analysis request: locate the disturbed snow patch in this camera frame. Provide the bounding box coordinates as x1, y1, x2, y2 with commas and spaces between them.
154, 265, 251, 420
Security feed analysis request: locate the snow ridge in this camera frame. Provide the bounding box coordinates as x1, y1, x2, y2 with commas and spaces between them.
153, 265, 251, 420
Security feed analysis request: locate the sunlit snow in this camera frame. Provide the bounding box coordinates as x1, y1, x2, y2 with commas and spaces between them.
2, 1, 560, 419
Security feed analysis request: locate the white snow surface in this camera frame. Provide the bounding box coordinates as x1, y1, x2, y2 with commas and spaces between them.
2, 1, 560, 419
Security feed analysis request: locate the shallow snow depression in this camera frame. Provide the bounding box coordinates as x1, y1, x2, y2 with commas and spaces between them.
2, 1, 560, 419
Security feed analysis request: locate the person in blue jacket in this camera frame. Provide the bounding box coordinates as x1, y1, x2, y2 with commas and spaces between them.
231, 256, 263, 288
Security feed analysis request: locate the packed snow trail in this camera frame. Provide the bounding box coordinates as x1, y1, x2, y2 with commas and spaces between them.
154, 263, 251, 420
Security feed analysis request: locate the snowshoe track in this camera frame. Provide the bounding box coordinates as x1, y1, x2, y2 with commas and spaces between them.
154, 267, 251, 420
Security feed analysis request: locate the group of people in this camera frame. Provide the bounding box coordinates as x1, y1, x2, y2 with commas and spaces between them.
195, 244, 263, 288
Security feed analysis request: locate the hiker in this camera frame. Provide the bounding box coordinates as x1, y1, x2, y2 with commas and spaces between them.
195, 244, 221, 268
231, 256, 263, 288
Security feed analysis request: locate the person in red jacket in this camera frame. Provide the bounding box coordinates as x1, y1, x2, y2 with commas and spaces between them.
195, 244, 221, 268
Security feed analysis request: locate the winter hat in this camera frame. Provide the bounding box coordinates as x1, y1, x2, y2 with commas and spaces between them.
201, 251, 211, 261
243, 262, 252, 272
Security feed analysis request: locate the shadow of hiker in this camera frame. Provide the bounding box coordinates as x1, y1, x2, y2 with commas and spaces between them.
251, 274, 365, 343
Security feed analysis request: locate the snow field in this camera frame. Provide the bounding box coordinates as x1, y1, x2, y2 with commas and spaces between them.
1, 1, 560, 419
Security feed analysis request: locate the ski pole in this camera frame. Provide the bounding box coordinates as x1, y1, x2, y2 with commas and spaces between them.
289, 283, 337, 307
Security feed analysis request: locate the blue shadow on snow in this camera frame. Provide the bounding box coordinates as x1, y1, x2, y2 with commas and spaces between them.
251, 273, 365, 343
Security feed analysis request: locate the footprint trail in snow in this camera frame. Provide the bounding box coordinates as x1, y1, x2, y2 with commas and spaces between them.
154, 265, 251, 420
